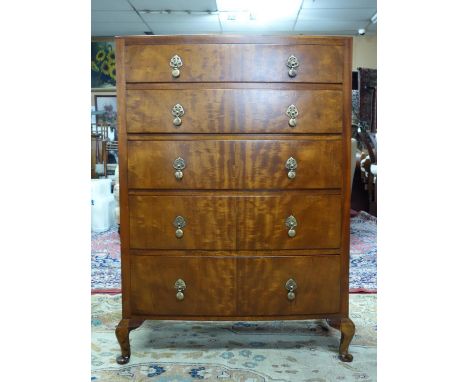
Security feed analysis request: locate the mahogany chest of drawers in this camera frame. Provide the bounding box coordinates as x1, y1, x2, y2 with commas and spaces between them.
115, 35, 354, 364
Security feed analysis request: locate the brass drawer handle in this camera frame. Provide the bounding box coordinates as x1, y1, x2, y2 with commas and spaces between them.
174, 278, 186, 300
173, 216, 186, 238
285, 157, 297, 179
285, 278, 297, 300
172, 104, 184, 126
286, 105, 298, 127
170, 54, 183, 78
286, 55, 299, 78
173, 157, 186, 180
285, 215, 297, 238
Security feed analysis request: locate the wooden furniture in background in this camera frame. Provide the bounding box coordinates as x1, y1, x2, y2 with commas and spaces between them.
115, 35, 354, 364
358, 130, 377, 216
91, 123, 119, 178
91, 121, 108, 178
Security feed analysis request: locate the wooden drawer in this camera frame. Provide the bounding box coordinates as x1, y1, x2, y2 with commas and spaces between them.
129, 195, 236, 250
237, 256, 341, 316
130, 256, 236, 316
127, 138, 342, 190
238, 139, 342, 189
237, 193, 342, 250
129, 193, 340, 250
128, 140, 235, 190
126, 88, 342, 134
125, 44, 344, 83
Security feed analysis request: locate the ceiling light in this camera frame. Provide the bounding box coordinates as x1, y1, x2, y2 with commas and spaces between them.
371, 13, 377, 24
217, 0, 302, 22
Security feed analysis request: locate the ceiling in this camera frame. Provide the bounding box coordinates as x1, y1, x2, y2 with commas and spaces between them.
92, 0, 376, 37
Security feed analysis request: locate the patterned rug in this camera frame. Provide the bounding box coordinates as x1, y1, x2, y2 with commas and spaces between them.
91, 212, 377, 293
349, 212, 377, 293
91, 226, 121, 293
92, 294, 376, 382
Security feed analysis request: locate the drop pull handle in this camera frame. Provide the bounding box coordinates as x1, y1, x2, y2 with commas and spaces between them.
173, 216, 186, 239
173, 157, 185, 180
172, 104, 184, 126
286, 55, 299, 78
285, 215, 297, 238
286, 105, 298, 127
170, 55, 183, 78
285, 157, 297, 179
285, 278, 297, 300
174, 278, 186, 300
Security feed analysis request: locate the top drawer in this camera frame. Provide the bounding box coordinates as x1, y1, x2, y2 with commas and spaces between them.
125, 44, 344, 83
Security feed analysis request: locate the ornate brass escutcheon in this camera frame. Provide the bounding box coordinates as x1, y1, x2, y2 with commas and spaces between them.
286, 104, 299, 127
172, 104, 185, 126
173, 216, 186, 238
169, 54, 183, 78
285, 157, 297, 179
285, 278, 297, 300
285, 215, 297, 238
286, 55, 299, 77
173, 157, 186, 180
174, 278, 186, 300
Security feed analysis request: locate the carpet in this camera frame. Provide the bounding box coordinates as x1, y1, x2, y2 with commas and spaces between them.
349, 212, 377, 293
91, 226, 121, 293
92, 293, 376, 382
91, 212, 377, 293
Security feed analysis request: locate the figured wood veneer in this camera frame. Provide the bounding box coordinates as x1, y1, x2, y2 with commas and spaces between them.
125, 44, 344, 83
116, 35, 354, 364
237, 256, 341, 316
128, 193, 341, 250
126, 88, 343, 134
127, 138, 342, 190
130, 256, 237, 316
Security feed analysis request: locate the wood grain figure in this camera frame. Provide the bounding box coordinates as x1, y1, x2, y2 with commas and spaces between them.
116, 35, 354, 363
126, 88, 343, 134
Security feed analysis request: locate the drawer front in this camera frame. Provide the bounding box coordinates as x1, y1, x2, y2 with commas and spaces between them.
127, 140, 236, 189
129, 195, 236, 250
131, 256, 236, 316
125, 44, 344, 83
126, 89, 342, 134
237, 256, 341, 316
237, 194, 341, 249
239, 139, 342, 189
127, 139, 342, 190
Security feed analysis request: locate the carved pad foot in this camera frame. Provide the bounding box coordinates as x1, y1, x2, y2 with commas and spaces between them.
339, 353, 354, 362
115, 318, 144, 365
116, 355, 130, 365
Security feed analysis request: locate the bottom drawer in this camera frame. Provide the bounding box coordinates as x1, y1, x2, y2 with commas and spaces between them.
130, 256, 236, 316
237, 256, 341, 316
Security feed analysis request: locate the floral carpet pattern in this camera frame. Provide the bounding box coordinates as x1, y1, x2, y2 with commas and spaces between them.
349, 212, 377, 293
92, 294, 376, 382
91, 226, 121, 293
91, 213, 377, 293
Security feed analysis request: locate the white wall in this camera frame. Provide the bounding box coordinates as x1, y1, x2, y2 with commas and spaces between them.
352, 35, 377, 70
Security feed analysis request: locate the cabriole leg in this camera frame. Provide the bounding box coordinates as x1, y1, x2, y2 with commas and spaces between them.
115, 318, 144, 364
325, 317, 355, 362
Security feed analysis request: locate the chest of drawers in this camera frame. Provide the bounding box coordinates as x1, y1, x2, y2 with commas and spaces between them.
115, 35, 354, 364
